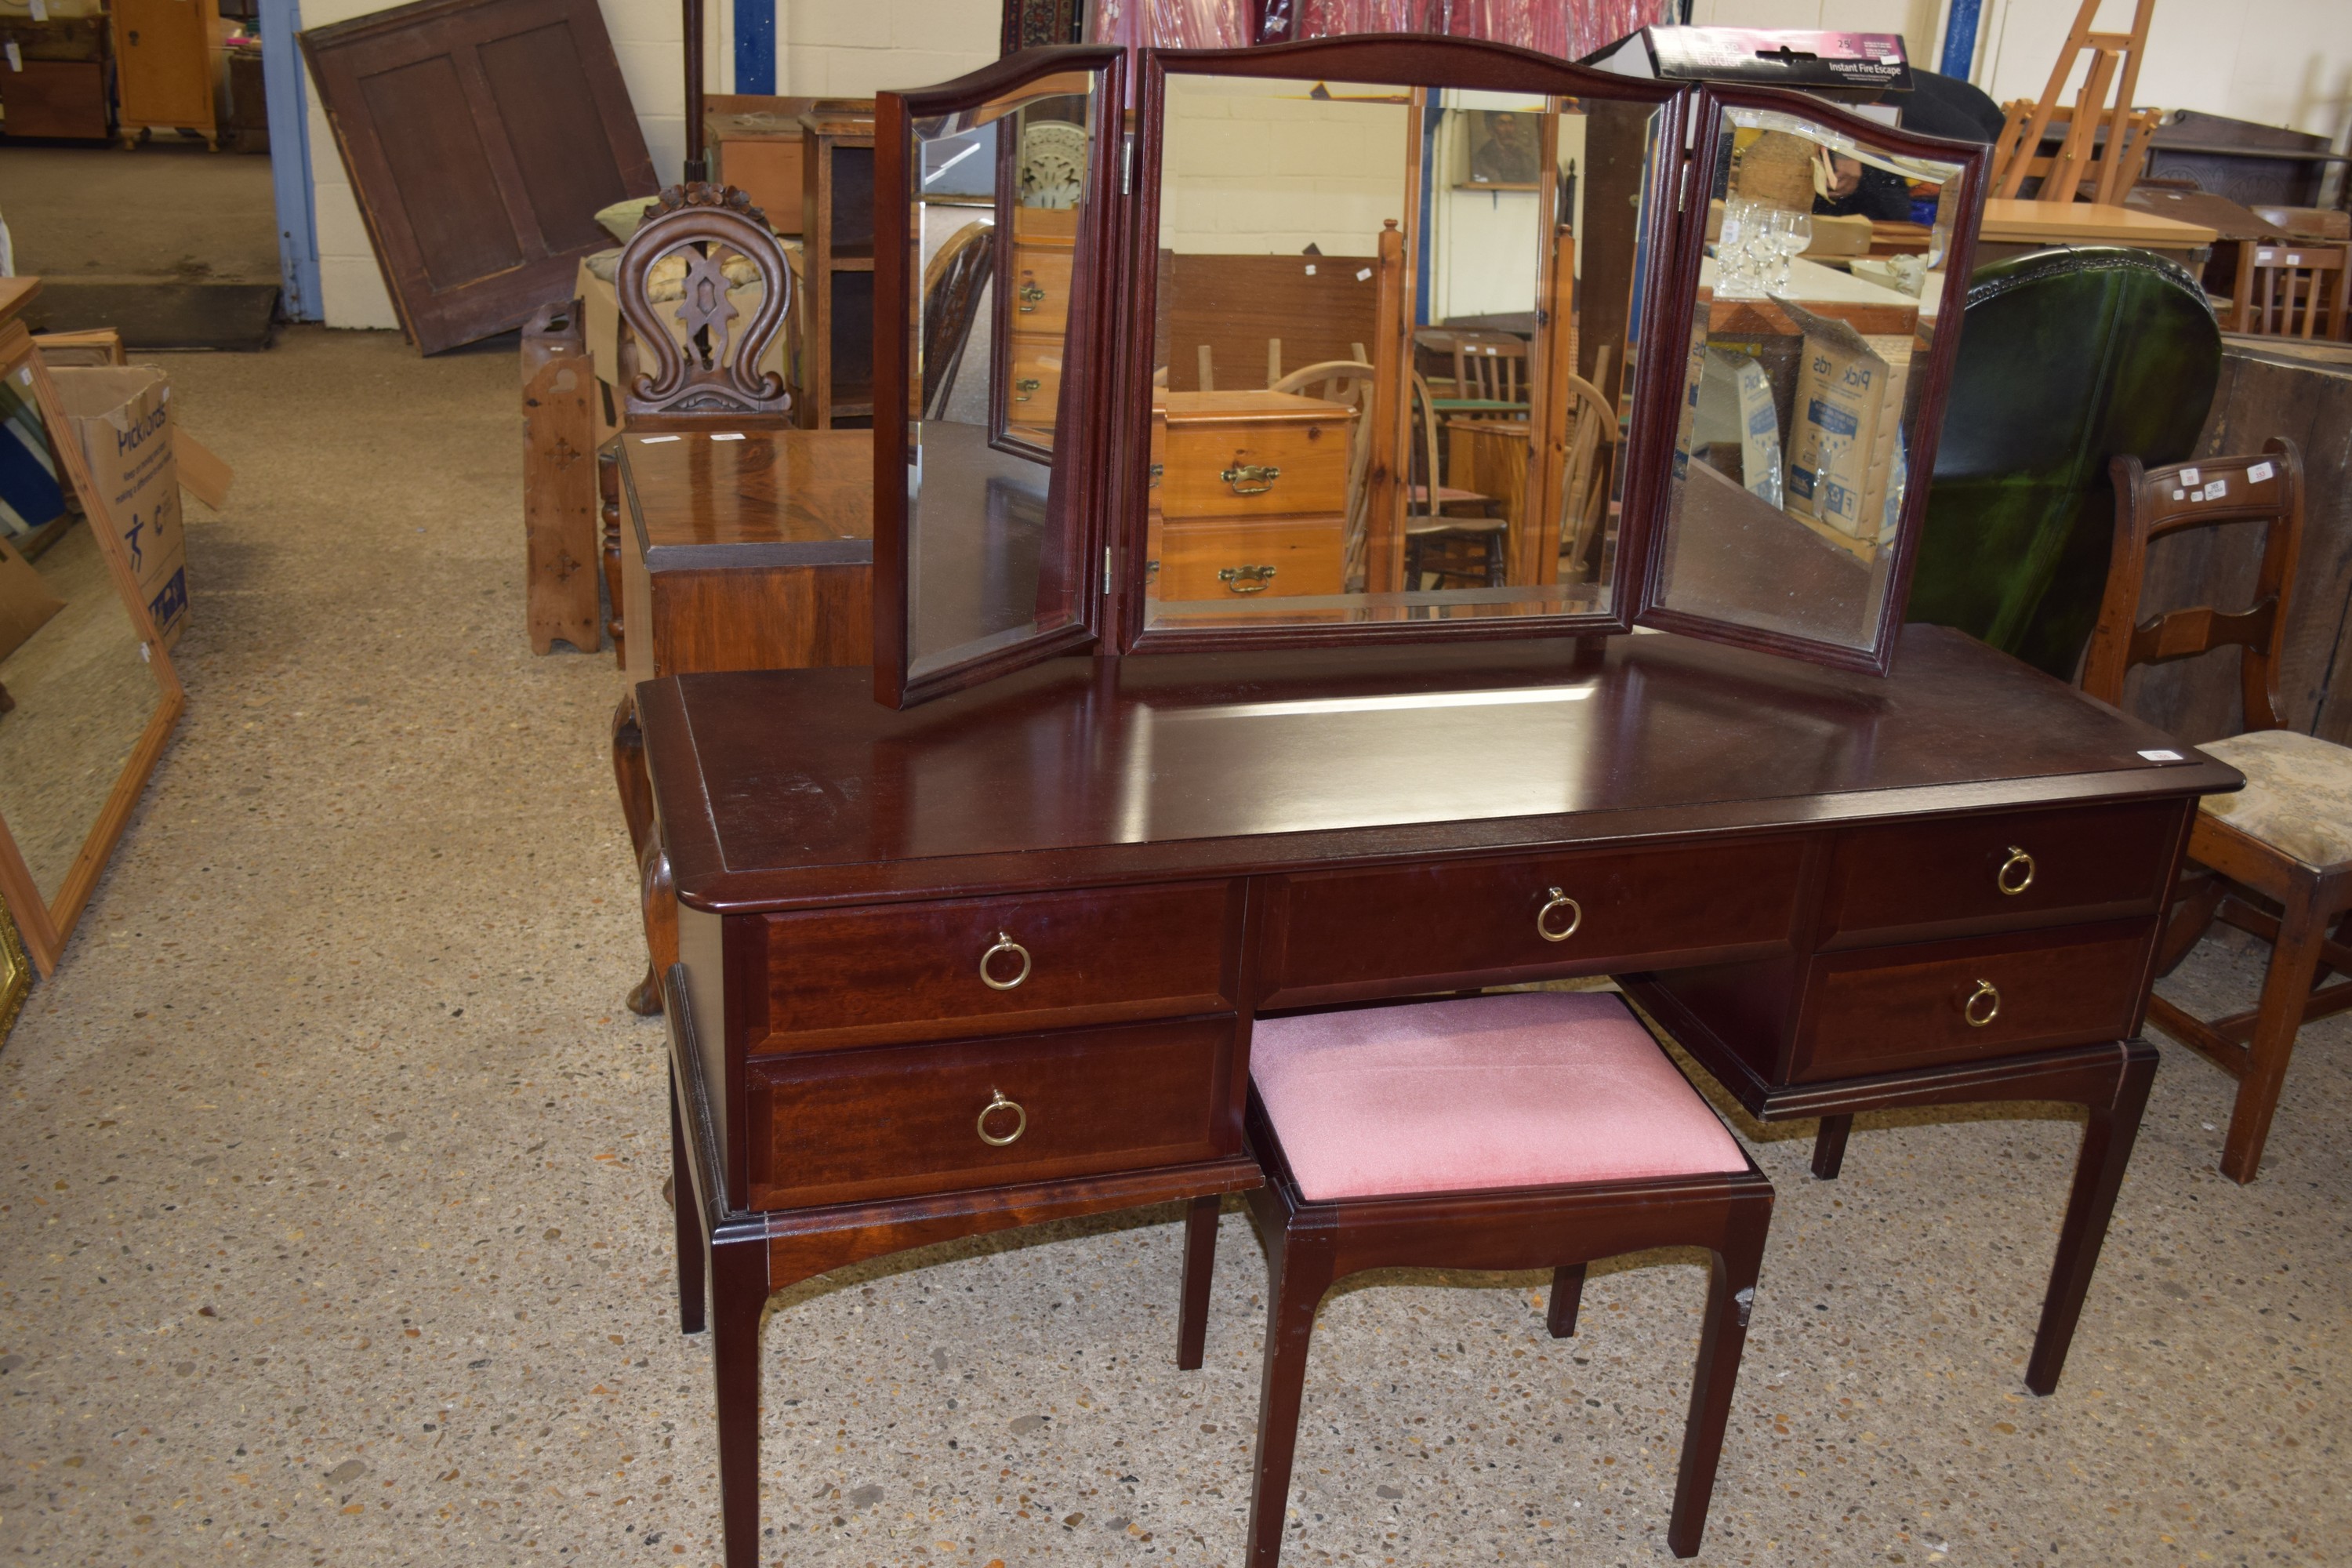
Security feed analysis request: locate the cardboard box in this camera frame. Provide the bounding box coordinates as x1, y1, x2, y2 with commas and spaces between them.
46, 365, 187, 647
0, 531, 63, 663
1781, 300, 1909, 548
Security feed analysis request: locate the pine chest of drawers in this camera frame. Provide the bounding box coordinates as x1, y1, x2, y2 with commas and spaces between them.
1147, 389, 1356, 602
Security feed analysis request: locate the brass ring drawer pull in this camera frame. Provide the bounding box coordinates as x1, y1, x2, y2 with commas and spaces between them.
978, 931, 1032, 990
1964, 979, 2001, 1028
1536, 887, 1583, 942
1996, 847, 2036, 895
1017, 280, 1047, 312
1220, 462, 1281, 495
1013, 377, 1041, 403
977, 1091, 1027, 1146
1218, 564, 1276, 594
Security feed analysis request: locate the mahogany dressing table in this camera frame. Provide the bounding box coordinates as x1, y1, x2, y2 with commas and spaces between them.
630, 41, 2241, 1566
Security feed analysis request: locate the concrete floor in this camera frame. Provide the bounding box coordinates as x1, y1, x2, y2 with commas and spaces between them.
0, 143, 278, 285
0, 326, 2347, 1567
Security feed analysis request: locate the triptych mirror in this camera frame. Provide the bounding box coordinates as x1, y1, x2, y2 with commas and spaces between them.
873, 41, 1986, 708
0, 313, 184, 975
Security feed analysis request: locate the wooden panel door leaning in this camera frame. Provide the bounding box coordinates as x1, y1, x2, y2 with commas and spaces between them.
300, 0, 658, 354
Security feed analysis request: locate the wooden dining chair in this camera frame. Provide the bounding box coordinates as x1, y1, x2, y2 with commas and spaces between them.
2082, 437, 2352, 1181
1271, 359, 1377, 590
1177, 991, 1773, 1566
2220, 240, 2351, 340
1448, 329, 1529, 414
918, 220, 995, 419
1403, 372, 1506, 590
1557, 360, 1618, 583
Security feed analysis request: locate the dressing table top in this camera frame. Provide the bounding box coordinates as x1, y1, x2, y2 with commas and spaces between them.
641, 625, 2237, 912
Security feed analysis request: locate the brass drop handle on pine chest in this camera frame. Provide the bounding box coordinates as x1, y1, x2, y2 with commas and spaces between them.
1536, 887, 1584, 942
1218, 565, 1277, 594
1013, 377, 1041, 403
1220, 462, 1282, 495
976, 1091, 1027, 1146
1995, 846, 2036, 895
1017, 279, 1047, 313
1963, 979, 2001, 1028
978, 931, 1032, 989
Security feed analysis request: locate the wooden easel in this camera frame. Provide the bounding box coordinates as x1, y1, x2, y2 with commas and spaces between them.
1990, 0, 2160, 204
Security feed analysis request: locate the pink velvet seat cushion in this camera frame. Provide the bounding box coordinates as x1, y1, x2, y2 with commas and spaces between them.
1250, 992, 1747, 1202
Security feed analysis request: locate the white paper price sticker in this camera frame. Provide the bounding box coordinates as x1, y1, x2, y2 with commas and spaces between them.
2249, 460, 2274, 484
2207, 477, 2227, 499
2138, 749, 2184, 762
2179, 467, 2200, 485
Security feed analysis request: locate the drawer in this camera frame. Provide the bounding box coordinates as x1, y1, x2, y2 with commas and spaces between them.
1269, 837, 1808, 1005
1159, 411, 1354, 520
1005, 335, 1064, 438
1794, 918, 2154, 1082
1154, 516, 1346, 601
749, 880, 1237, 1053
746, 1018, 1236, 1209
1009, 246, 1073, 333
1822, 800, 2181, 946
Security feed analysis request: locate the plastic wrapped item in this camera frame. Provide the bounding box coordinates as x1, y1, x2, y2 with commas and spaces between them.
1275, 0, 1669, 60
1087, 0, 1251, 49
1288, 0, 1437, 38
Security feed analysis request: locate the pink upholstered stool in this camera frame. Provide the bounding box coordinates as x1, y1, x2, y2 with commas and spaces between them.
1174, 991, 1773, 1564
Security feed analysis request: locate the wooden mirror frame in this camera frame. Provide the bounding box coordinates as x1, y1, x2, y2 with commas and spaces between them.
1108, 37, 1690, 658
872, 45, 1128, 710
1635, 84, 1990, 677
0, 318, 187, 976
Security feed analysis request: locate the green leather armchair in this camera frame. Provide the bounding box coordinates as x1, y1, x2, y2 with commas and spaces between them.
1906, 246, 2221, 678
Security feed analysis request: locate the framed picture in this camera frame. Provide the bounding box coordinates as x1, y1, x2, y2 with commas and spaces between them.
1461, 109, 1542, 187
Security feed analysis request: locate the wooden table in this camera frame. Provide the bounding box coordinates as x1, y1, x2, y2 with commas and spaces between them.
1977, 198, 2218, 264
640, 624, 2238, 1566
610, 426, 873, 1012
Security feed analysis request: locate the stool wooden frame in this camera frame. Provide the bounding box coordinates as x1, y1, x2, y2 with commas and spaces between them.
2083, 437, 2351, 1181
1176, 1079, 1773, 1565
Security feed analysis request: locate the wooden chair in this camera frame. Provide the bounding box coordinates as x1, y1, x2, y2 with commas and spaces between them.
1557, 360, 1618, 583
1177, 992, 1773, 1566
606, 181, 796, 1014
2221, 240, 2351, 341
918, 220, 995, 419
1403, 372, 1506, 590
2082, 437, 2352, 1181
1270, 359, 1376, 590
1446, 328, 1528, 412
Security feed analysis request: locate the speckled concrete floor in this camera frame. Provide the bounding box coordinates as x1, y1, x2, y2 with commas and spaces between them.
0, 327, 2346, 1568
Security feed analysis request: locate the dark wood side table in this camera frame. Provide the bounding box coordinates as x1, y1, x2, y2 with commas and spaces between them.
638, 624, 2237, 1568
608, 426, 873, 1014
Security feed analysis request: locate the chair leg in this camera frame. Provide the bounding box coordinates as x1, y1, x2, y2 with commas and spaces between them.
1666, 1196, 1770, 1558
1810, 1113, 1853, 1180
670, 1063, 706, 1334
1545, 1263, 1585, 1338
2220, 885, 2334, 1184
1244, 1221, 1337, 1568
1176, 1195, 1221, 1370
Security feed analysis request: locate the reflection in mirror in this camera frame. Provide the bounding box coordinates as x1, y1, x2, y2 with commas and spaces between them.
0, 359, 166, 912
1141, 74, 1667, 633
903, 71, 1099, 684
1652, 105, 1964, 655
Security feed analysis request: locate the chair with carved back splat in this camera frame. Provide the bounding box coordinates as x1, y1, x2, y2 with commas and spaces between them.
1178, 992, 1773, 1565
608, 182, 795, 1016
2081, 437, 2352, 1181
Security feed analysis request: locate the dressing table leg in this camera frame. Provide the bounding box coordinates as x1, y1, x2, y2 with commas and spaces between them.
1545, 1263, 1585, 1338
612, 691, 666, 1017
1176, 1195, 1221, 1370
2024, 1039, 2158, 1396
709, 1236, 770, 1568
670, 1067, 706, 1334
1809, 1114, 1853, 1180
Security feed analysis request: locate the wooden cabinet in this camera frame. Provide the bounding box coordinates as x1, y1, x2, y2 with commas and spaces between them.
1000, 205, 1074, 445
704, 94, 815, 236
797, 103, 875, 428
1149, 390, 1355, 603
111, 0, 219, 147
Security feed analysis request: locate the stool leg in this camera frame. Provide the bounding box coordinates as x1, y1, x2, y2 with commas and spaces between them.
1245, 1224, 1336, 1568
1176, 1195, 1221, 1370
1666, 1199, 1770, 1559
1810, 1114, 1853, 1180
1545, 1263, 1585, 1338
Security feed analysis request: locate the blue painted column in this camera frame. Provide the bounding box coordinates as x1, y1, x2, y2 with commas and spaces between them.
258, 0, 323, 320
1939, 0, 1984, 81
736, 0, 775, 95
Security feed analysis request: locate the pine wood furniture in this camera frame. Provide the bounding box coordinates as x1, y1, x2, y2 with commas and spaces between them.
2084, 439, 2352, 1182
1000, 207, 1077, 447
704, 95, 818, 236
110, 0, 220, 148
1975, 198, 2217, 266
520, 300, 601, 654
2223, 240, 2352, 342
1987, 0, 2155, 205
1185, 991, 1774, 1565
1148, 390, 1356, 603
644, 625, 2236, 1568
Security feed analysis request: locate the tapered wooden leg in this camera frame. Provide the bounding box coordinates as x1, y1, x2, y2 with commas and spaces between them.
1545, 1262, 1585, 1338
670, 1064, 706, 1334
1667, 1197, 1770, 1558
1176, 1196, 1221, 1370
1809, 1113, 1853, 1180
612, 691, 666, 1018
2220, 887, 2331, 1185
710, 1234, 769, 1568
1245, 1221, 1336, 1568
2024, 1039, 2158, 1396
